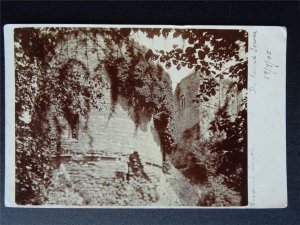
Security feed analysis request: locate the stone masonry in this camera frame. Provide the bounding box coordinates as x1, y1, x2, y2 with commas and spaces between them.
45, 30, 198, 206
174, 72, 244, 142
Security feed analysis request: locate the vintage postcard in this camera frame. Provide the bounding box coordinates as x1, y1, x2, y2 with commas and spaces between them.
4, 25, 287, 208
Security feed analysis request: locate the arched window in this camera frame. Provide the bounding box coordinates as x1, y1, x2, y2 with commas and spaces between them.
180, 95, 185, 109
59, 59, 89, 141
71, 116, 79, 139
64, 107, 79, 140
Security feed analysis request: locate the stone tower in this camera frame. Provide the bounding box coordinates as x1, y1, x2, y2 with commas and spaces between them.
174, 71, 243, 143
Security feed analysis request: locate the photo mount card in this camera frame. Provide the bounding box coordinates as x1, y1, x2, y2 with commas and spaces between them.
4, 24, 287, 208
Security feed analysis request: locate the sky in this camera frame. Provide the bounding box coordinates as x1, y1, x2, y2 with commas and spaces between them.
132, 30, 247, 92
132, 30, 194, 92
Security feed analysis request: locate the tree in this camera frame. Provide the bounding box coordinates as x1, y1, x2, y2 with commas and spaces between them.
132, 28, 248, 205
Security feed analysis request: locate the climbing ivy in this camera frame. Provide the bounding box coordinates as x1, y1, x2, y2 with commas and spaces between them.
14, 27, 247, 205
14, 27, 176, 204
102, 38, 176, 158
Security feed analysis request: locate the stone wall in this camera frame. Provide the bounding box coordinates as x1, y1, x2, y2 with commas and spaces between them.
46, 151, 173, 206
51, 31, 163, 167
58, 76, 162, 166
47, 150, 196, 206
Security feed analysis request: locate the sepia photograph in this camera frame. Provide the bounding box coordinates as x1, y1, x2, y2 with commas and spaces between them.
10, 26, 249, 207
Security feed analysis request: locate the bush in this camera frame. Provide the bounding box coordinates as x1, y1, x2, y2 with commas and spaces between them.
198, 175, 241, 206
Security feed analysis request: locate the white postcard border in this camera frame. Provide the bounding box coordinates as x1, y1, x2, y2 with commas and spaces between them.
4, 24, 287, 208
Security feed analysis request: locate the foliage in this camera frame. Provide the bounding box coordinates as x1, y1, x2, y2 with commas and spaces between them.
14, 27, 247, 205
137, 28, 248, 94
209, 104, 247, 205
15, 28, 57, 204
174, 117, 246, 205
140, 28, 248, 205
199, 175, 241, 206
14, 28, 95, 204
14, 27, 177, 204
101, 38, 176, 158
